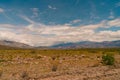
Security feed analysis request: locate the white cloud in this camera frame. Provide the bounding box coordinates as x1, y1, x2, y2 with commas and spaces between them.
107, 18, 120, 27
0, 16, 120, 46
0, 8, 4, 13
90, 30, 120, 42
48, 5, 56, 10
0, 24, 15, 28
64, 19, 81, 26
0, 8, 15, 21
31, 8, 39, 17
20, 15, 35, 24
71, 19, 81, 24
108, 11, 114, 19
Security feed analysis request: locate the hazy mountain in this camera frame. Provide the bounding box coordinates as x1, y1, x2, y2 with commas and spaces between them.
0, 40, 120, 49
51, 40, 120, 48
0, 40, 32, 48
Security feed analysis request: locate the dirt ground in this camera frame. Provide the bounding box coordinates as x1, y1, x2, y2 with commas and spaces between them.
0, 49, 120, 80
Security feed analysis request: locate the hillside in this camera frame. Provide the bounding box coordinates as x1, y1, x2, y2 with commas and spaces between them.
0, 40, 32, 49
51, 40, 120, 48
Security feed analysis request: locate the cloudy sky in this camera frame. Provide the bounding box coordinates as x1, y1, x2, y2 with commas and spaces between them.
0, 0, 120, 46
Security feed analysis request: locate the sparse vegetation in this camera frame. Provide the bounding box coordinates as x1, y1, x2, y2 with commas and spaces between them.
52, 65, 58, 72
102, 53, 115, 65
21, 71, 29, 80
0, 48, 119, 79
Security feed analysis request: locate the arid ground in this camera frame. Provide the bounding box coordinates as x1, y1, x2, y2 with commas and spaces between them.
0, 49, 120, 80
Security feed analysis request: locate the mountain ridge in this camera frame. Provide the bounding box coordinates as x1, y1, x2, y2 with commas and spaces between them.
51, 40, 120, 48
0, 40, 33, 49
0, 40, 120, 49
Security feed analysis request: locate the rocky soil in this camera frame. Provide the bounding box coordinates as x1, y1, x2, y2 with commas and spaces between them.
0, 49, 120, 80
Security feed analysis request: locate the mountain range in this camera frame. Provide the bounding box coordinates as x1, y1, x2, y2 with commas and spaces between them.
0, 40, 120, 49
51, 40, 120, 48
0, 40, 32, 49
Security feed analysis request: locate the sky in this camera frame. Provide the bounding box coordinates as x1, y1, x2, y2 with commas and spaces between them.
0, 0, 120, 46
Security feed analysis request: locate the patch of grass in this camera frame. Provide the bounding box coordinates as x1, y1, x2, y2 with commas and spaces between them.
0, 59, 6, 62
102, 54, 115, 65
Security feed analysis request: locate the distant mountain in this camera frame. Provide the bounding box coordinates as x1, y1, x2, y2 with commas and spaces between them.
0, 40, 32, 48
51, 40, 120, 48
34, 46, 50, 49
0, 44, 19, 49
0, 40, 120, 49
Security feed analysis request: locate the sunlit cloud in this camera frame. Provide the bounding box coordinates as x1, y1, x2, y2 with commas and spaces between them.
31, 8, 39, 17
0, 8, 4, 13
48, 5, 56, 10
108, 10, 114, 19
0, 16, 120, 46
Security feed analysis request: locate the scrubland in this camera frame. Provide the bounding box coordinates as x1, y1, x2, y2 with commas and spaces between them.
0, 48, 120, 80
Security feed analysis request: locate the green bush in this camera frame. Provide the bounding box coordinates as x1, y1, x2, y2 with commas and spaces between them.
102, 54, 115, 65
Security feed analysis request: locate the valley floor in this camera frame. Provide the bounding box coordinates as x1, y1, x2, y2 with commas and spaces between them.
0, 49, 119, 80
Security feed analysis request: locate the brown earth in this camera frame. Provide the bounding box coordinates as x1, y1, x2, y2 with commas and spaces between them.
0, 49, 120, 80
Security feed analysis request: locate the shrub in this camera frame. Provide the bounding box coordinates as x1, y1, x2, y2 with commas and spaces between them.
30, 50, 36, 54
21, 71, 29, 80
102, 54, 115, 65
0, 70, 3, 77
51, 61, 59, 72
51, 56, 56, 60
52, 65, 58, 72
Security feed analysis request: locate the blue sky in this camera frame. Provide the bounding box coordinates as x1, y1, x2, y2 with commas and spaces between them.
0, 0, 120, 46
